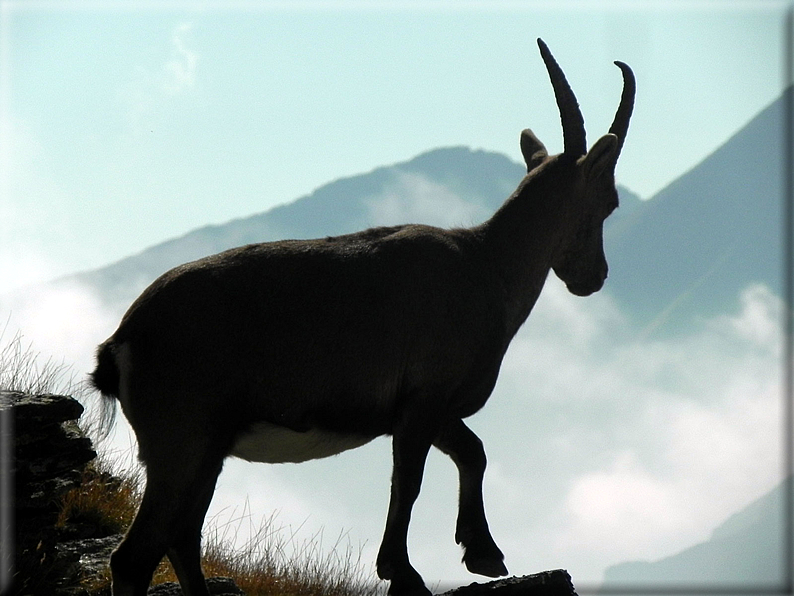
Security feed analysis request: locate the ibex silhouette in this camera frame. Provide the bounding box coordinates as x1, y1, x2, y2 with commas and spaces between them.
91, 38, 634, 596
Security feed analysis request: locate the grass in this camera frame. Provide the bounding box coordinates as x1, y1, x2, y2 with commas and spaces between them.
56, 456, 142, 538
2, 328, 385, 596
57, 453, 384, 596
187, 508, 382, 596
0, 324, 85, 398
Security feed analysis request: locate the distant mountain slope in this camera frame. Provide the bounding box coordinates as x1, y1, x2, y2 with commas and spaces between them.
62, 146, 527, 312
606, 86, 790, 334
601, 477, 791, 591
47, 145, 641, 314
9, 86, 788, 332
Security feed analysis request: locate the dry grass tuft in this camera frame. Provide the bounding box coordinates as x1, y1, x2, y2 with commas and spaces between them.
0, 325, 83, 396
56, 456, 142, 537
195, 508, 383, 596
57, 447, 384, 596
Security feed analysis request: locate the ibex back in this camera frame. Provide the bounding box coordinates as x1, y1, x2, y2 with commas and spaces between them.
91, 39, 634, 596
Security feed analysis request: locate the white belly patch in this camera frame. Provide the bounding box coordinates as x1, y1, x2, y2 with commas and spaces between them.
230, 421, 377, 464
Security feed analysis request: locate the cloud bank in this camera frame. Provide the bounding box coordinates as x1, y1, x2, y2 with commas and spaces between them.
474, 280, 785, 585
366, 171, 492, 229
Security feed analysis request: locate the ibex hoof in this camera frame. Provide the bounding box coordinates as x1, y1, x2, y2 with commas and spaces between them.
465, 556, 509, 578
462, 543, 508, 578
378, 557, 429, 596
388, 578, 432, 596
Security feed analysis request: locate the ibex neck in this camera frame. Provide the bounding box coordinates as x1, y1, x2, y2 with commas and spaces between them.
478, 176, 567, 335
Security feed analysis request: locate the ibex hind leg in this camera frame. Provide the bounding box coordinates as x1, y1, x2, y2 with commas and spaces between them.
109, 475, 177, 595
110, 426, 226, 596
434, 419, 507, 578
167, 458, 224, 596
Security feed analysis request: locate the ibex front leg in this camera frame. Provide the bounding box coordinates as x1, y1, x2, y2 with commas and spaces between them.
434, 419, 507, 578
377, 407, 436, 596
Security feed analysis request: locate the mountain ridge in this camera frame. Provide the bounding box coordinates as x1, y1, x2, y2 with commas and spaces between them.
5, 88, 788, 339
601, 476, 791, 591
52, 146, 526, 310
605, 86, 790, 333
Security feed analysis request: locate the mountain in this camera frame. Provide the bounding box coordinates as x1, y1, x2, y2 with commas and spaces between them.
601, 477, 792, 592
7, 86, 789, 335
605, 86, 790, 334
39, 144, 641, 316
56, 146, 527, 312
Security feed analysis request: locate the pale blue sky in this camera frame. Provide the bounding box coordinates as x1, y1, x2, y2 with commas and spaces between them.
1, 0, 791, 289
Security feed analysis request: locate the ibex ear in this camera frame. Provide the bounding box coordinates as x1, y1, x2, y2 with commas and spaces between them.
581, 133, 619, 179
520, 129, 548, 172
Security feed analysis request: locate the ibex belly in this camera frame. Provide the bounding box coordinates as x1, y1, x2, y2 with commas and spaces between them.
230, 421, 376, 464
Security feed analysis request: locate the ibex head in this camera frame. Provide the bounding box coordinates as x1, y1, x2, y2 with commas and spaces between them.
522, 38, 635, 296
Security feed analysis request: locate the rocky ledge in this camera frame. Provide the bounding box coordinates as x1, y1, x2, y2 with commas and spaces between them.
439, 570, 577, 596
3, 391, 101, 594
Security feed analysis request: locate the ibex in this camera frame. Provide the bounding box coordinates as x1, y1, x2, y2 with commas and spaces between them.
91, 39, 634, 596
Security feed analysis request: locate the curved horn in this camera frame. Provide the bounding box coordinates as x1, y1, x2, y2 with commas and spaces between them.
537, 38, 587, 156
609, 60, 636, 156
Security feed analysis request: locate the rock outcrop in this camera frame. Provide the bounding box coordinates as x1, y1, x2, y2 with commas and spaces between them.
145, 576, 245, 595
440, 570, 578, 596
2, 390, 249, 596
3, 391, 102, 595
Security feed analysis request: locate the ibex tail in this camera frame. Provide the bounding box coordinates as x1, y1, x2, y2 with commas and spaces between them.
90, 340, 120, 438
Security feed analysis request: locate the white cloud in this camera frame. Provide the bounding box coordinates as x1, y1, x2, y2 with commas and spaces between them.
564, 451, 688, 548
366, 171, 491, 229
710, 283, 783, 354
0, 119, 88, 292
123, 22, 198, 134
472, 279, 786, 584
163, 23, 198, 96
0, 248, 59, 295
0, 281, 120, 379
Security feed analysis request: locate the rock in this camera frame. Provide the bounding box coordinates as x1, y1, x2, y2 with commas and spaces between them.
147, 576, 245, 595
16, 420, 95, 482
4, 390, 247, 596
439, 570, 577, 596
3, 391, 101, 595
8, 393, 96, 515
7, 392, 85, 429
53, 534, 122, 593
